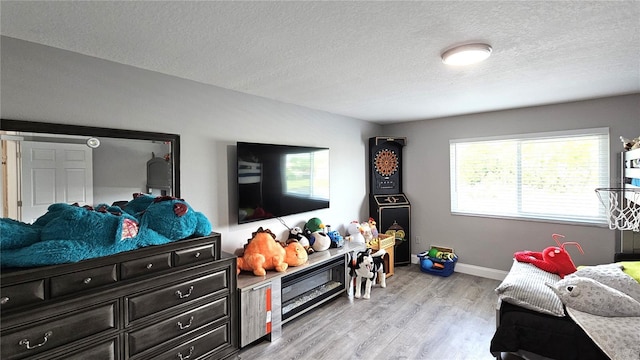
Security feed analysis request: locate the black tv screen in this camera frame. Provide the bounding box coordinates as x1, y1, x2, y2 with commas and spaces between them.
237, 142, 330, 224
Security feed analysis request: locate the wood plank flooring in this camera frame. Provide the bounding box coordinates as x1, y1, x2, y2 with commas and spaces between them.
238, 264, 501, 360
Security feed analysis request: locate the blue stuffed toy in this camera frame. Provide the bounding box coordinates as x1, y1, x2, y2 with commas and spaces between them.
0, 194, 212, 267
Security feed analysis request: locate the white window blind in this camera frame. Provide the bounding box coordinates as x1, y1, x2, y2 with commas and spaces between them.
450, 128, 610, 225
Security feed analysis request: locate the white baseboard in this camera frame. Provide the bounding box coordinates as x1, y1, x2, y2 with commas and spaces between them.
411, 254, 507, 281
454, 262, 508, 281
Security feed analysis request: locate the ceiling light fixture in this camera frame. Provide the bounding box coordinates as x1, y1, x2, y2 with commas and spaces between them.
86, 137, 101, 148
441, 43, 492, 66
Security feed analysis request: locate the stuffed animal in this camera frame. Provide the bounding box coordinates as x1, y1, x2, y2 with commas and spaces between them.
0, 195, 212, 268
283, 240, 308, 267
368, 217, 379, 238
289, 226, 313, 254
514, 234, 584, 278
359, 221, 374, 243
348, 248, 386, 299
620, 136, 640, 151
547, 276, 640, 317
122, 192, 157, 216
309, 231, 331, 252
237, 227, 288, 276
0, 218, 42, 250
345, 221, 365, 243
303, 217, 331, 251
303, 217, 325, 245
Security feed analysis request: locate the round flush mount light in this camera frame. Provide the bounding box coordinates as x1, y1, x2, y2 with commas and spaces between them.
441, 43, 492, 66
86, 137, 101, 148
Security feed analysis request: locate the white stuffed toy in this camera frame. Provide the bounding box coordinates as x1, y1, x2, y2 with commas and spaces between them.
359, 221, 374, 243
345, 221, 365, 243
309, 231, 331, 252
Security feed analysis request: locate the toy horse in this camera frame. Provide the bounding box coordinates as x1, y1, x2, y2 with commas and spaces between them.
514, 234, 584, 278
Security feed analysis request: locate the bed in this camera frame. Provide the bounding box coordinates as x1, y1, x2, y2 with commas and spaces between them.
490, 148, 640, 360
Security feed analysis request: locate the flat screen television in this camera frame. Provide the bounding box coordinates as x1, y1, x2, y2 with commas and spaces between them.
237, 142, 330, 224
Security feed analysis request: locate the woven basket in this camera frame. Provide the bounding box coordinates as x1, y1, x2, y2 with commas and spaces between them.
369, 234, 394, 250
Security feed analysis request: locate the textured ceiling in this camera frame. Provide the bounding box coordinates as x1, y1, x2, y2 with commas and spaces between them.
1, 1, 639, 124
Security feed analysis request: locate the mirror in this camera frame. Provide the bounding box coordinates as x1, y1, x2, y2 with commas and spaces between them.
1, 119, 180, 223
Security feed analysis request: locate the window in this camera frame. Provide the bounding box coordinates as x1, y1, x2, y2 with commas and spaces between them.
450, 128, 609, 225
284, 149, 330, 200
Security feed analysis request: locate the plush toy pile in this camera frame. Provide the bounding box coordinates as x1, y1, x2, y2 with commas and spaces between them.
0, 194, 212, 268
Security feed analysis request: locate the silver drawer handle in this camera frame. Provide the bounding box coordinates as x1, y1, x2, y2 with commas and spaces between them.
175, 286, 194, 299
177, 346, 194, 360
83, 277, 92, 284
1, 296, 9, 305
19, 331, 53, 350
146, 263, 153, 269
194, 252, 201, 258
177, 316, 194, 330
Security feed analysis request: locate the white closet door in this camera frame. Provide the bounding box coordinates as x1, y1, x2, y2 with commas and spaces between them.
21, 141, 93, 223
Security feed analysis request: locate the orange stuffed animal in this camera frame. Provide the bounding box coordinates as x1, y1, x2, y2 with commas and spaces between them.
284, 240, 308, 267
237, 227, 288, 276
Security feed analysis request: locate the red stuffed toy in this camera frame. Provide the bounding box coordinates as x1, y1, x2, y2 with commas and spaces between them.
514, 234, 584, 278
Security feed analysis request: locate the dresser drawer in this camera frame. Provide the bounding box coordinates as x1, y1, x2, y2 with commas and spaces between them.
147, 323, 229, 360
0, 280, 45, 311
1, 301, 117, 360
50, 264, 117, 298
127, 270, 229, 322
127, 297, 228, 356
121, 252, 172, 280
174, 244, 215, 267
61, 337, 118, 360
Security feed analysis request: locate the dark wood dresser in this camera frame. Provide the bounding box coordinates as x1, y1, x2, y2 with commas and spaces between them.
0, 233, 238, 360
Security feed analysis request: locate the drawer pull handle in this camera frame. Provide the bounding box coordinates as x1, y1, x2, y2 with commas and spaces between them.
177, 346, 194, 360
175, 286, 194, 299
19, 331, 53, 350
194, 252, 201, 258
146, 263, 153, 269
177, 316, 194, 330
251, 283, 271, 291
83, 277, 92, 284
1, 296, 9, 305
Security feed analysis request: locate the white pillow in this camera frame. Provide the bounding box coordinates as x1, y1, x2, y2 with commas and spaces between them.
495, 259, 565, 316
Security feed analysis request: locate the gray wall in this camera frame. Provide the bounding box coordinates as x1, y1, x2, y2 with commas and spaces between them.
92, 137, 170, 204
383, 95, 640, 271
1, 36, 381, 255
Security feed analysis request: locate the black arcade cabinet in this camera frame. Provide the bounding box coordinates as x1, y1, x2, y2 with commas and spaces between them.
368, 137, 411, 266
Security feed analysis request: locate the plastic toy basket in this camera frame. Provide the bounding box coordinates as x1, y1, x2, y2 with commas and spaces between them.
418, 245, 457, 277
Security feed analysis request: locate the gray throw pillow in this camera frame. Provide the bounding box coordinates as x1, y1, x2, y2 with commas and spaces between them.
568, 263, 640, 302
495, 260, 565, 316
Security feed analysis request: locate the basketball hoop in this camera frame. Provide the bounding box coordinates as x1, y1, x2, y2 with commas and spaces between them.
595, 188, 640, 232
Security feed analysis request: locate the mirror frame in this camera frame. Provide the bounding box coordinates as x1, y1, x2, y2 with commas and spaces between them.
1, 118, 180, 198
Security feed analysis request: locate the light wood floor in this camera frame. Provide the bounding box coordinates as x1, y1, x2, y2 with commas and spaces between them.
238, 264, 501, 360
